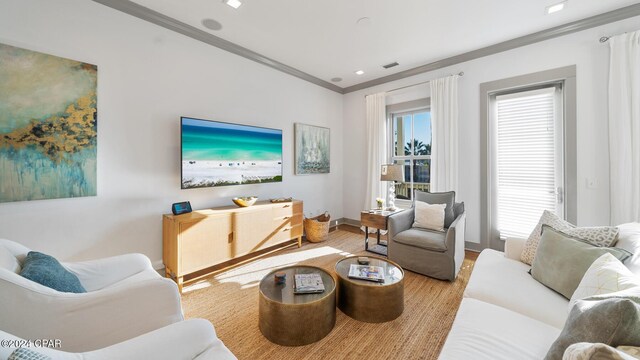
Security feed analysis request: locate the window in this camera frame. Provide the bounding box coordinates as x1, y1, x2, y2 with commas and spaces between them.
390, 109, 431, 201
492, 85, 564, 239
480, 66, 576, 251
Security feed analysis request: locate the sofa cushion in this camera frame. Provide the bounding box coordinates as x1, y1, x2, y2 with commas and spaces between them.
569, 253, 640, 311
544, 291, 640, 360
20, 251, 86, 293
438, 298, 561, 360
0, 245, 20, 273
522, 210, 575, 265
616, 222, 640, 276
531, 226, 632, 299
413, 202, 446, 231
464, 249, 569, 329
393, 228, 447, 252
414, 190, 455, 228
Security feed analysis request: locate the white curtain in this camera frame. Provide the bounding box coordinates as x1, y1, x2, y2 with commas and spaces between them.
364, 93, 387, 210
609, 30, 640, 224
430, 75, 459, 193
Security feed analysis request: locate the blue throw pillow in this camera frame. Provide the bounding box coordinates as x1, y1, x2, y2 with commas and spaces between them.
20, 251, 86, 293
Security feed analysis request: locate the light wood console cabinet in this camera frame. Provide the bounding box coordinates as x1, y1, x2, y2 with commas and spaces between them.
163, 200, 303, 291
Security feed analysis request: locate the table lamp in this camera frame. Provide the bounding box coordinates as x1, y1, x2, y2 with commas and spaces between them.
380, 164, 405, 211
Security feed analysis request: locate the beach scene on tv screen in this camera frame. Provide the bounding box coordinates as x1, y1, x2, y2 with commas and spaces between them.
181, 118, 283, 188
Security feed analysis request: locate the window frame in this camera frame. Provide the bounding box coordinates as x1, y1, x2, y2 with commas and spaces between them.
386, 98, 431, 209
479, 66, 577, 252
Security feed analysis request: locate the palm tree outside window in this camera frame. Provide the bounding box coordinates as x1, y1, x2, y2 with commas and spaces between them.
390, 110, 431, 201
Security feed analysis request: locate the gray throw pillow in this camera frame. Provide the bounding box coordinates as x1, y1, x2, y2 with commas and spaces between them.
531, 226, 632, 299
544, 295, 640, 360
414, 190, 455, 228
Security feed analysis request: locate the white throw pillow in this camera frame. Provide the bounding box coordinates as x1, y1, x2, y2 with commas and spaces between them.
616, 222, 640, 276
569, 253, 640, 312
413, 202, 446, 231
561, 226, 619, 247
563, 343, 638, 360
521, 210, 575, 265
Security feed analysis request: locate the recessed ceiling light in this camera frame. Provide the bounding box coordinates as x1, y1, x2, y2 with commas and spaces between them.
330, 77, 343, 82
201, 18, 223, 31
224, 0, 242, 9
355, 70, 364, 75
546, 1, 566, 14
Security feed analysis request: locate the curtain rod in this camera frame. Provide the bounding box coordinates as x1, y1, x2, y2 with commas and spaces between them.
600, 31, 630, 43
364, 72, 464, 98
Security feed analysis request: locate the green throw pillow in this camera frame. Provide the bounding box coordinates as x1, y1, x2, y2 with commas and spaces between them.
545, 293, 640, 360
531, 226, 631, 299
20, 251, 86, 293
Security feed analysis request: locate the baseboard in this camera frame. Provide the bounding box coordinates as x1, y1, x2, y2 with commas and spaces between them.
464, 242, 483, 253
339, 217, 361, 227
152, 260, 165, 273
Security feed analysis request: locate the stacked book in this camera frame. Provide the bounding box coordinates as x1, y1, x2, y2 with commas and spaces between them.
348, 264, 385, 283
294, 273, 325, 294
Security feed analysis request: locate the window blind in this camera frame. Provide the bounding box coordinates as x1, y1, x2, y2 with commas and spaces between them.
496, 87, 558, 239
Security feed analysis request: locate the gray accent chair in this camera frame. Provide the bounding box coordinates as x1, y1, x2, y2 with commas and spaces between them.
388, 194, 466, 281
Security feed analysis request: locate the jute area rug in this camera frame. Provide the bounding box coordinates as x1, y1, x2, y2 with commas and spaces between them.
181, 229, 476, 360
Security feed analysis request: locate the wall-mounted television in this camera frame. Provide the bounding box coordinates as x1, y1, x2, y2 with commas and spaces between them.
181, 117, 283, 189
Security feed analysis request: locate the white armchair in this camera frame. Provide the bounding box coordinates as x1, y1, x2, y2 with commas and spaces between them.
0, 239, 184, 352
0, 319, 237, 360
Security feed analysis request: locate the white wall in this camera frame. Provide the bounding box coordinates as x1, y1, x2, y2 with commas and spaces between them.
343, 16, 640, 245
0, 0, 344, 266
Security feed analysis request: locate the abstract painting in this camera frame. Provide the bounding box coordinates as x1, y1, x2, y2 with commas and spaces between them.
0, 43, 97, 203
295, 123, 330, 175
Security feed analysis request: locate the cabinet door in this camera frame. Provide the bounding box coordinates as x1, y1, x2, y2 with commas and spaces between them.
233, 207, 276, 256
179, 214, 232, 275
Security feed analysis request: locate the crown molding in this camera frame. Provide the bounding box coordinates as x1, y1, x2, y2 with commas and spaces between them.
92, 1, 640, 95
91, 0, 343, 93
342, 4, 640, 93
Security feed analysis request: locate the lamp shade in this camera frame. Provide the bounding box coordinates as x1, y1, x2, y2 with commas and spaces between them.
380, 164, 404, 182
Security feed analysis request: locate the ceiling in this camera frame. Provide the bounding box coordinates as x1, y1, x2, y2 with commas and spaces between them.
129, 0, 639, 89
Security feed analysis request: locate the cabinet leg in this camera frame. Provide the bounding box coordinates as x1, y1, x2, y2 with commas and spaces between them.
297, 236, 302, 248
177, 276, 184, 293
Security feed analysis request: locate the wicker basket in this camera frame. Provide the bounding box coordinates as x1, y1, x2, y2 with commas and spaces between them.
304, 212, 331, 243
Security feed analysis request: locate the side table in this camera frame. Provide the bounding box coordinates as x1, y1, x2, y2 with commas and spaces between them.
258, 265, 336, 346
360, 209, 404, 256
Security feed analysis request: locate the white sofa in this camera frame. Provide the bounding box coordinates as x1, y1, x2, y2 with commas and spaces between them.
439, 222, 640, 360
0, 239, 183, 352
0, 319, 236, 360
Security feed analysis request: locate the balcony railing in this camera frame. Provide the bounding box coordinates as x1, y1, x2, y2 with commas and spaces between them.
395, 182, 430, 200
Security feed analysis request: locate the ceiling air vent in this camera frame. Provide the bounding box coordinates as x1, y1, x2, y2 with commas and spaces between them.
382, 62, 399, 69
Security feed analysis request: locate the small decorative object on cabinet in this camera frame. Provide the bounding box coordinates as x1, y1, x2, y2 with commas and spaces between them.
232, 196, 258, 207
163, 200, 303, 292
